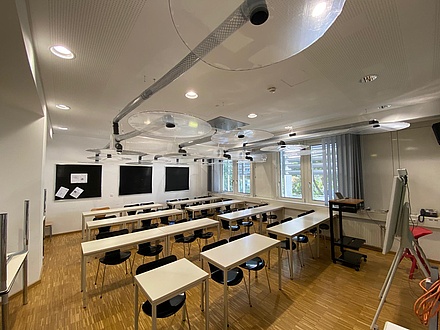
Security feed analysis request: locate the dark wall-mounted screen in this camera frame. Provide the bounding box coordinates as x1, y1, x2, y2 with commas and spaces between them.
119, 166, 153, 195
165, 167, 189, 192
55, 164, 102, 200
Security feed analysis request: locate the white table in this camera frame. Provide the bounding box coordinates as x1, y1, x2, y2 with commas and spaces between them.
266, 210, 329, 279
384, 321, 409, 330
200, 233, 281, 330
1, 252, 28, 330
134, 258, 209, 330
167, 196, 222, 209
217, 204, 284, 233
81, 203, 164, 240
185, 200, 245, 219
85, 209, 184, 241
81, 218, 218, 307
81, 227, 165, 307
158, 218, 220, 255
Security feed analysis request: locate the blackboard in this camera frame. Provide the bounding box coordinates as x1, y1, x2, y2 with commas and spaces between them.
119, 165, 153, 195
55, 164, 102, 200
165, 167, 189, 191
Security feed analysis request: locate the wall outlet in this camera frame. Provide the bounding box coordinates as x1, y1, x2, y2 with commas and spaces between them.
410, 214, 440, 229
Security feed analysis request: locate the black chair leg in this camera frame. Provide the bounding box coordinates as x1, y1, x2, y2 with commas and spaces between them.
100, 265, 107, 298
94, 261, 101, 285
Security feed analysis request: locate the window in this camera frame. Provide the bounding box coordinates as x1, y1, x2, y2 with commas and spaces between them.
222, 160, 233, 192
310, 145, 326, 201
237, 161, 251, 194
280, 151, 302, 199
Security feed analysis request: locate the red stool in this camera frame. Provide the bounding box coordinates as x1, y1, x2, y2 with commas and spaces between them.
399, 226, 432, 279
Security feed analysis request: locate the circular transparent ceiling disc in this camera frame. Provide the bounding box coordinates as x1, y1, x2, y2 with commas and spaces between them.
349, 122, 410, 135
211, 129, 274, 145
169, 0, 346, 71
260, 144, 307, 152
128, 111, 212, 139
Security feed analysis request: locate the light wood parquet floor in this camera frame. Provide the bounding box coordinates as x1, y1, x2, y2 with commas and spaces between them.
5, 224, 437, 330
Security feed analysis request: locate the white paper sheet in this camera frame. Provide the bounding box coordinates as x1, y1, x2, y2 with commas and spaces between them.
70, 187, 84, 199
55, 186, 69, 198
70, 173, 88, 184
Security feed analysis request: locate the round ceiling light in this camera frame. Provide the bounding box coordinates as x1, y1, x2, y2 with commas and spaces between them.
50, 45, 75, 59
248, 113, 257, 119
55, 104, 71, 110
185, 91, 198, 99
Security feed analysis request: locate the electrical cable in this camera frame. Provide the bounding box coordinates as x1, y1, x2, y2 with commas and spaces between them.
414, 278, 440, 325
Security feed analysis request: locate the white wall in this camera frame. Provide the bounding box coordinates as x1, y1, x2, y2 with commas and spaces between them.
0, 106, 45, 293
45, 134, 208, 234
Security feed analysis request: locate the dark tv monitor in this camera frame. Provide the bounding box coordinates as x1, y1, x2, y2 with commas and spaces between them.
119, 166, 152, 195
382, 169, 408, 254
165, 167, 189, 192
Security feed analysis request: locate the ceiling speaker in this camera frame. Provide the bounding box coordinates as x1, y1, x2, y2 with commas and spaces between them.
432, 122, 440, 145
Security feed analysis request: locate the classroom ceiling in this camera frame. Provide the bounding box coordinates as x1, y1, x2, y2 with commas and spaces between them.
3, 0, 440, 157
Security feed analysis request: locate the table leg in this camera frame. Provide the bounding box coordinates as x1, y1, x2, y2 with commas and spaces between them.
82, 215, 85, 241
290, 238, 294, 280
223, 271, 228, 330
87, 227, 90, 241
2, 294, 8, 330
278, 245, 282, 290
164, 237, 170, 256
81, 254, 87, 308
259, 217, 263, 234
134, 284, 139, 330
152, 303, 157, 330
316, 225, 320, 258
217, 222, 221, 240
205, 279, 209, 330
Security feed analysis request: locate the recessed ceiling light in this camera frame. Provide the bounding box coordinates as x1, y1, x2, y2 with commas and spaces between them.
247, 113, 258, 119
185, 91, 198, 99
378, 104, 391, 110
55, 104, 71, 110
54, 126, 68, 130
50, 45, 75, 59
359, 74, 378, 83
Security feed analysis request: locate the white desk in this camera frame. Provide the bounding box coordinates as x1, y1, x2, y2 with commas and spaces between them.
200, 233, 281, 330
81, 203, 164, 240
85, 209, 184, 241
384, 321, 409, 330
81, 227, 165, 307
134, 258, 209, 330
185, 200, 244, 219
158, 218, 220, 255
1, 251, 28, 330
167, 196, 222, 209
217, 204, 284, 233
266, 210, 329, 279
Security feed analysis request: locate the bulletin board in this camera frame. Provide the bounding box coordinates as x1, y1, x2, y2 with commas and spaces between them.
54, 164, 102, 200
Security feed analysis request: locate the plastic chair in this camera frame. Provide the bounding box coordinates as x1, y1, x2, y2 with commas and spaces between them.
221, 219, 240, 236
94, 229, 131, 298
136, 255, 189, 323
229, 233, 270, 307
124, 203, 139, 215
171, 220, 196, 256
130, 227, 163, 272
266, 221, 297, 274
399, 226, 432, 278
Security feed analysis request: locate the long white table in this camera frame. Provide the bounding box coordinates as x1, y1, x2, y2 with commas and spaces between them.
266, 210, 329, 279
167, 196, 222, 208
217, 204, 284, 233
81, 218, 219, 307
134, 258, 209, 330
85, 209, 184, 241
157, 218, 220, 255
81, 203, 165, 240
200, 233, 281, 330
185, 199, 245, 219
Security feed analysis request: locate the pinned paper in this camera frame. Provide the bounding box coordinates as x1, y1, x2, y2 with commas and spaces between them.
71, 173, 88, 184
70, 187, 84, 199
55, 186, 69, 198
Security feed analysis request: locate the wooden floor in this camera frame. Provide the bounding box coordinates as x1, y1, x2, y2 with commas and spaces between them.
6, 226, 436, 330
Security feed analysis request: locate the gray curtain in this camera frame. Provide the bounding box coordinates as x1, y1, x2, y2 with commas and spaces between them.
322, 134, 364, 204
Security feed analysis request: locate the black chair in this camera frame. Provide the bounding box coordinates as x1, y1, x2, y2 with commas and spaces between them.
221, 219, 240, 236
124, 203, 139, 216
266, 221, 297, 275
178, 197, 190, 210
201, 239, 246, 303
229, 233, 270, 307
94, 229, 131, 298
237, 217, 254, 233
136, 255, 189, 323
130, 227, 163, 272
281, 217, 293, 224
292, 234, 314, 267
93, 214, 116, 236
137, 201, 155, 214
160, 216, 170, 226
171, 220, 197, 255
194, 229, 215, 253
